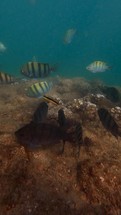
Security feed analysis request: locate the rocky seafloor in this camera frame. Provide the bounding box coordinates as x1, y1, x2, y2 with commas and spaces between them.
0, 77, 121, 215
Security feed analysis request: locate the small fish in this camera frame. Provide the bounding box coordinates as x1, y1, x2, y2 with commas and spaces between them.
64, 28, 76, 44
86, 61, 111, 73
21, 61, 55, 78
32, 102, 48, 124
74, 122, 83, 157
0, 71, 15, 84
0, 42, 6, 52
98, 108, 120, 138
43, 95, 60, 105
26, 81, 53, 98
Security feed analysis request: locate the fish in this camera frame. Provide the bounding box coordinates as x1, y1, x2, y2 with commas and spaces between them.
98, 108, 120, 138
21, 61, 55, 78
0, 71, 15, 84
43, 95, 60, 105
0, 42, 6, 52
26, 81, 53, 98
64, 28, 76, 44
32, 102, 48, 124
86, 61, 111, 73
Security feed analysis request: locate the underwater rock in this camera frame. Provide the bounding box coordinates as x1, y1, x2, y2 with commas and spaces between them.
55, 77, 91, 98
71, 98, 97, 121
90, 94, 114, 108
111, 106, 121, 122
100, 86, 121, 103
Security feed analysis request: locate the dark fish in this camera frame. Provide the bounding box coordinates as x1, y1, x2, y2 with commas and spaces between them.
15, 122, 73, 154
75, 122, 83, 157
0, 71, 15, 84
21, 61, 55, 78
32, 102, 48, 124
98, 108, 120, 138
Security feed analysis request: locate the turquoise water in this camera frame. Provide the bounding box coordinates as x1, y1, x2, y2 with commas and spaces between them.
0, 0, 121, 85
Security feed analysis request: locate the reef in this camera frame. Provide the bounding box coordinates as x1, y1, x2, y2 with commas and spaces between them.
0, 77, 121, 215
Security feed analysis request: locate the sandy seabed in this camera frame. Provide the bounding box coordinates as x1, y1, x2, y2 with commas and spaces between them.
0, 77, 121, 215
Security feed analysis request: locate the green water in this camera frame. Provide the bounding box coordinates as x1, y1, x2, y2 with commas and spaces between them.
0, 0, 121, 85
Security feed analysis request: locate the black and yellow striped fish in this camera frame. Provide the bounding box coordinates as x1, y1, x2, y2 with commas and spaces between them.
21, 61, 55, 78
98, 108, 120, 138
26, 81, 53, 98
0, 71, 15, 84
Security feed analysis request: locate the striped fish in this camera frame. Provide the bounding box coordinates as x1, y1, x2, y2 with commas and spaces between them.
21, 61, 54, 78
86, 61, 111, 73
0, 71, 15, 84
98, 108, 120, 138
26, 81, 53, 98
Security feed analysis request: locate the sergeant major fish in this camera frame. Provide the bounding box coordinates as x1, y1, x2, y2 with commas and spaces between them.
0, 71, 15, 84
21, 61, 55, 78
86, 61, 111, 73
26, 81, 53, 98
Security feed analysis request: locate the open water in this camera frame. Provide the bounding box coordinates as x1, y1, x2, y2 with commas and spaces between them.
0, 0, 121, 85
